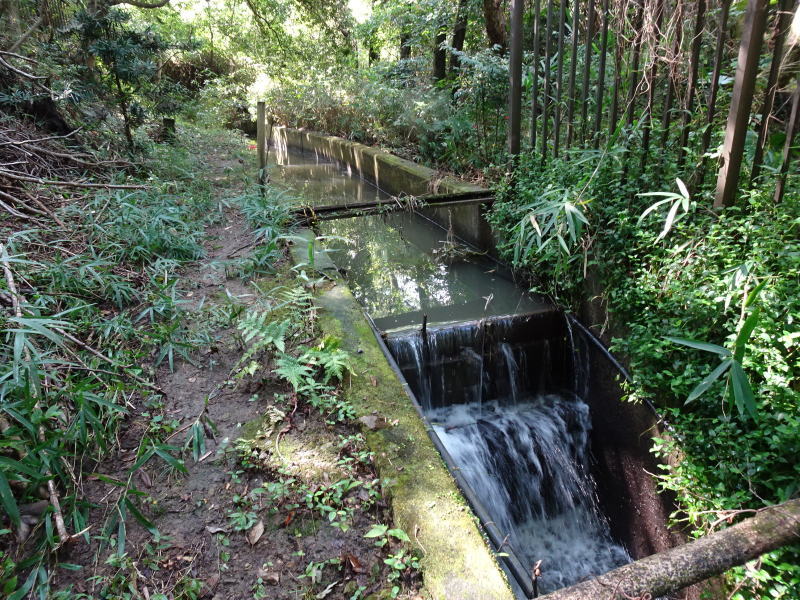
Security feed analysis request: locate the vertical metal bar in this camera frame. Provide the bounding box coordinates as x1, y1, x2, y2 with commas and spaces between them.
257, 101, 266, 186
751, 0, 796, 182
542, 0, 555, 161
566, 0, 581, 149
625, 0, 645, 129
554, 0, 568, 156
580, 0, 597, 143
592, 0, 610, 149
660, 1, 683, 150
677, 0, 708, 170
774, 77, 800, 203
715, 0, 769, 208
698, 0, 732, 174
610, 36, 623, 138
641, 0, 665, 172
531, 0, 543, 149
508, 0, 525, 155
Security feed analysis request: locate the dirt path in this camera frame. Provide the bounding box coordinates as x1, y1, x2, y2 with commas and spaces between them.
60, 140, 420, 600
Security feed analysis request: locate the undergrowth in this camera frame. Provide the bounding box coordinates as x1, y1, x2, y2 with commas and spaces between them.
488, 151, 800, 599
0, 126, 285, 599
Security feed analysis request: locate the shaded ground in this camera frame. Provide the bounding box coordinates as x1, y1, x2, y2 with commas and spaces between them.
57, 136, 421, 600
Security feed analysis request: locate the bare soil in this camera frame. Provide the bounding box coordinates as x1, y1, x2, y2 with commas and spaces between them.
58, 142, 419, 600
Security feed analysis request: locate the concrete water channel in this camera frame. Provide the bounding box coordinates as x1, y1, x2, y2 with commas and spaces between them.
267, 130, 680, 599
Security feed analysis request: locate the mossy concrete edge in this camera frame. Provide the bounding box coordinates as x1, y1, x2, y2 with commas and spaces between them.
289, 231, 513, 600
273, 127, 499, 252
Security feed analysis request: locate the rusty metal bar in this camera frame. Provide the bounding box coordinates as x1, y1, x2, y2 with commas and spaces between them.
554, 0, 568, 156
774, 77, 800, 203
641, 0, 665, 172
257, 101, 267, 186
751, 0, 796, 182
531, 0, 543, 149
592, 0, 611, 149
625, 0, 645, 129
610, 35, 623, 139
542, 0, 555, 161
715, 0, 769, 208
508, 0, 524, 155
696, 0, 732, 187
566, 0, 581, 149
677, 0, 708, 170
660, 1, 683, 150
580, 0, 597, 143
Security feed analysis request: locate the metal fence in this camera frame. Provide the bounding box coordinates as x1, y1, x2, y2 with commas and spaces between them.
508, 0, 799, 205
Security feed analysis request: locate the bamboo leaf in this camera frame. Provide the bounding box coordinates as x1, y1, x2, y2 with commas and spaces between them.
734, 308, 761, 362
665, 336, 731, 357
730, 361, 758, 420
686, 359, 732, 403
0, 472, 20, 527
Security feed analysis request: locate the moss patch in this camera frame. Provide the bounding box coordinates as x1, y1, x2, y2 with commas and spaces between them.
309, 272, 513, 599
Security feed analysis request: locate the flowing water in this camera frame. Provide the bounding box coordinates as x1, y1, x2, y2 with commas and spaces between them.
269, 145, 632, 595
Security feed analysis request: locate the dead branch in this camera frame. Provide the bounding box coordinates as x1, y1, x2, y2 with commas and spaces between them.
0, 243, 69, 546
0, 170, 147, 189
539, 498, 800, 600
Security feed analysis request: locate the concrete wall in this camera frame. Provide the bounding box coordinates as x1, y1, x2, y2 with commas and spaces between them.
273, 127, 499, 251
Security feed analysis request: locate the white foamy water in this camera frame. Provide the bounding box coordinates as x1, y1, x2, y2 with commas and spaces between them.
428, 395, 631, 594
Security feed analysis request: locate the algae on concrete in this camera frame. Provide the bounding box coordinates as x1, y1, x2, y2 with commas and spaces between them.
315, 282, 513, 600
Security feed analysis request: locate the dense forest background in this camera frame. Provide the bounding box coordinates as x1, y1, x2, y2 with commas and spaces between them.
0, 0, 799, 598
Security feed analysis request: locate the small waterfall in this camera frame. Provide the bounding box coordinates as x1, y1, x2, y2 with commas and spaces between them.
429, 395, 630, 594
499, 342, 520, 405
387, 313, 631, 595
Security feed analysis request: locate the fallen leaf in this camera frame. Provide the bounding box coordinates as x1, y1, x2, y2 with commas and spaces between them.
205, 525, 227, 534
263, 572, 280, 585
283, 509, 296, 527
247, 519, 264, 545
137, 470, 152, 488
358, 415, 386, 430
316, 581, 339, 599
202, 573, 220, 597
369, 376, 378, 386
342, 553, 365, 573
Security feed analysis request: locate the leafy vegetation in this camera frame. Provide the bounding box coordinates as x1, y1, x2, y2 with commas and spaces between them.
2, 0, 798, 597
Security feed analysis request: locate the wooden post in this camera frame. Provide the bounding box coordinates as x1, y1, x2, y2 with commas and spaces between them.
751, 0, 795, 182
257, 101, 266, 186
715, 0, 769, 208
531, 0, 543, 149
774, 77, 800, 203
508, 0, 524, 155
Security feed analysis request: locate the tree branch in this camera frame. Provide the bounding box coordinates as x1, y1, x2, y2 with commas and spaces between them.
539, 498, 800, 600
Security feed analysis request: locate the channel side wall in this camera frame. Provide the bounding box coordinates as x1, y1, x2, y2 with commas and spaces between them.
275, 127, 687, 588
273, 127, 498, 252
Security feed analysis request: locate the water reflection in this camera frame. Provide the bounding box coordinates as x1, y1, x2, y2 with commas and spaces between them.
268, 147, 548, 332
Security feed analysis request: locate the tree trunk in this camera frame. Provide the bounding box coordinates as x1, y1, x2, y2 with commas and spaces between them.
483, 0, 507, 51
433, 30, 447, 81
539, 498, 800, 600
400, 30, 411, 59
449, 0, 469, 75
